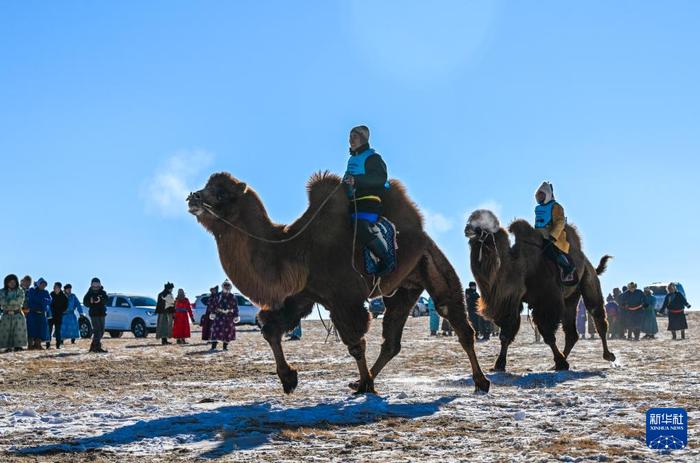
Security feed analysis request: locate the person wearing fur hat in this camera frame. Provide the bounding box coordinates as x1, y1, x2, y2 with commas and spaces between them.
534, 182, 577, 284
156, 282, 175, 345
343, 125, 393, 276
0, 274, 28, 352
209, 280, 239, 351
26, 277, 52, 350
83, 277, 108, 353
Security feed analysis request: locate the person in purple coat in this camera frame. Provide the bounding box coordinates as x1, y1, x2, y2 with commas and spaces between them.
209, 280, 239, 351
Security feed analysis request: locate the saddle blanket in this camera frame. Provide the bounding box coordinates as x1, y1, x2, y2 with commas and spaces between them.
364, 217, 398, 276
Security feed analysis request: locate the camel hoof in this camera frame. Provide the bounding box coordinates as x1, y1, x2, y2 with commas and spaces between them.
604, 351, 616, 362
348, 381, 359, 391
552, 360, 570, 371
474, 376, 491, 394
351, 379, 377, 395
490, 366, 506, 373
280, 369, 298, 394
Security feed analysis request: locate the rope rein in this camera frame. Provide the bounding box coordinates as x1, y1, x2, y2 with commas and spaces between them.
202, 181, 389, 302
201, 182, 343, 244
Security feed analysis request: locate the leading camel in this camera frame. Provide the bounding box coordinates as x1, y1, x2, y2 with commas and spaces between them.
187, 171, 490, 394
464, 209, 616, 371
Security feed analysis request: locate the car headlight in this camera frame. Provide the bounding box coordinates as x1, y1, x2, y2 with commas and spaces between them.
145, 311, 156, 317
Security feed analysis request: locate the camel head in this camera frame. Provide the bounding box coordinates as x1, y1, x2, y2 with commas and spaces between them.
464, 209, 501, 239
464, 209, 506, 283
187, 172, 249, 230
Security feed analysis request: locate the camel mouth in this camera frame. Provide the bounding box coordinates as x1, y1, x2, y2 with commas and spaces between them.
187, 193, 206, 216
188, 205, 205, 216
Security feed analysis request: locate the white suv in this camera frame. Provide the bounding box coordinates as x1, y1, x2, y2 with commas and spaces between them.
82, 294, 159, 338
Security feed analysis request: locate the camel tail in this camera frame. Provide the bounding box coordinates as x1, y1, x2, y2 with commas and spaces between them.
595, 255, 613, 275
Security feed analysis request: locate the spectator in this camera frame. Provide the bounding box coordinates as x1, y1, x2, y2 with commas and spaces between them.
441, 318, 453, 336
465, 282, 481, 339
49, 282, 68, 349
26, 277, 52, 350
83, 277, 108, 353
661, 283, 691, 340
19, 275, 32, 316
60, 284, 83, 344
0, 274, 28, 352
173, 289, 194, 345
527, 304, 541, 343
156, 282, 175, 345
209, 280, 239, 351
616, 286, 628, 338
604, 295, 621, 339
428, 297, 440, 336
641, 287, 659, 339
586, 303, 596, 339
576, 298, 587, 339
621, 282, 644, 341
202, 286, 218, 342
287, 321, 302, 341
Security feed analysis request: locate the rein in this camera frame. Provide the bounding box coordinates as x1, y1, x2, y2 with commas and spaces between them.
201, 181, 388, 301
200, 182, 343, 244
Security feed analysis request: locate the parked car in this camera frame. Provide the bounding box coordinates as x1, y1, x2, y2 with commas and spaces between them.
369, 298, 385, 319
80, 294, 158, 338
644, 282, 687, 312
411, 296, 430, 317
192, 293, 260, 327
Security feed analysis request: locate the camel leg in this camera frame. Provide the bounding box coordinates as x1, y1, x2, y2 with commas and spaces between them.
258, 294, 315, 394
580, 273, 616, 362
532, 301, 569, 370
493, 311, 521, 372
561, 293, 581, 358
369, 286, 423, 380
331, 303, 375, 394
421, 243, 490, 393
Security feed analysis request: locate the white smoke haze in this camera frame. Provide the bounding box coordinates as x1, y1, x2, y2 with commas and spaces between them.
143, 150, 214, 218
423, 209, 454, 236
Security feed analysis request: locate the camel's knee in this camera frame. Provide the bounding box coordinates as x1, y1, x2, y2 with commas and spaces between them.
380, 339, 401, 358
348, 339, 367, 360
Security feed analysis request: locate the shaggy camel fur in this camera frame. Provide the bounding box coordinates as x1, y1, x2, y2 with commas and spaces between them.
465, 209, 616, 371
188, 171, 490, 394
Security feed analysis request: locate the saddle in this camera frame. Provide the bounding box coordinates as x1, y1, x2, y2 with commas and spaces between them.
363, 217, 398, 276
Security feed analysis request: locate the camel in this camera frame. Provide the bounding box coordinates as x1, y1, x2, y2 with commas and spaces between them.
187, 171, 490, 394
464, 209, 616, 371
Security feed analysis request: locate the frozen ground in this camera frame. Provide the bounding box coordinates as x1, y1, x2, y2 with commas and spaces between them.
0, 313, 697, 462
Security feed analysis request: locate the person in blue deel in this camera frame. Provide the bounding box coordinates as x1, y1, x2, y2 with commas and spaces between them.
343, 125, 392, 275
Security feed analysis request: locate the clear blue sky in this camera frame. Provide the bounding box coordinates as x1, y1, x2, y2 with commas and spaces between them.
2, 1, 698, 306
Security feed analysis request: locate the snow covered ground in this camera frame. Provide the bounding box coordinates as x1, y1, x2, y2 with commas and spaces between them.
1, 314, 697, 462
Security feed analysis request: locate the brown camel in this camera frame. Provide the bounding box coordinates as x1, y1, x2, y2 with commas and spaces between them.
187, 171, 490, 394
464, 209, 616, 371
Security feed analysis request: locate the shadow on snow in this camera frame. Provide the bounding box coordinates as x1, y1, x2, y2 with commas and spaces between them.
14, 395, 455, 459
442, 369, 606, 389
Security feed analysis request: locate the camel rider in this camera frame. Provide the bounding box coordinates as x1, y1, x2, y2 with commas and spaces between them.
344, 125, 392, 276
534, 182, 577, 284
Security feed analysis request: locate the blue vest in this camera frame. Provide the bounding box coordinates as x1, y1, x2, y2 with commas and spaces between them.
534, 201, 557, 229
345, 148, 390, 190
